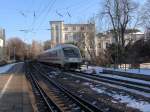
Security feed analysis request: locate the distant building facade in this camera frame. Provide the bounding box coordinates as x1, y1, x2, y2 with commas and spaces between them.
50, 21, 95, 59
124, 32, 144, 45
95, 30, 144, 56
95, 33, 113, 56
0, 28, 5, 60
50, 21, 95, 46
50, 21, 144, 59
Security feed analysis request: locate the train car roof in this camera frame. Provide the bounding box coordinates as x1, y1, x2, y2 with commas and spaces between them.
42, 44, 78, 53
56, 44, 78, 48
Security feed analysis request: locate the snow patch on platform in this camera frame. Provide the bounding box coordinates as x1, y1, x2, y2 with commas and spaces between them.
0, 63, 16, 74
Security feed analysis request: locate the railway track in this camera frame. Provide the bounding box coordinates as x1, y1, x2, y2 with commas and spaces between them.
39, 63, 150, 98
63, 72, 150, 99
25, 63, 63, 112
26, 62, 104, 112
69, 71, 150, 93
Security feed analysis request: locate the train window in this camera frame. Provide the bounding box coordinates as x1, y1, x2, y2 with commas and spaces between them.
54, 51, 57, 56
49, 51, 57, 57
63, 47, 80, 58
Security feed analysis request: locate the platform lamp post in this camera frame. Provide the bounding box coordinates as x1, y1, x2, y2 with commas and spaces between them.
8, 47, 10, 60
25, 48, 28, 60
13, 47, 16, 61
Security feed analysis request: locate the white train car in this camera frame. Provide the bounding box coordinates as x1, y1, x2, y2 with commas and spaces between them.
37, 44, 82, 69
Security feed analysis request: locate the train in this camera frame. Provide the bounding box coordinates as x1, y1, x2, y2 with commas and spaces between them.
37, 44, 82, 69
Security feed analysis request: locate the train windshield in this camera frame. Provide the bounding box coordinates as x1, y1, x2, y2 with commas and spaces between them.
63, 47, 80, 58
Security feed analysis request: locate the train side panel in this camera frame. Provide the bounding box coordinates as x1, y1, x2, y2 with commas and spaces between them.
37, 44, 82, 69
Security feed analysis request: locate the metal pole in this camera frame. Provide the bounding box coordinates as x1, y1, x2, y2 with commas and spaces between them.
9, 47, 10, 60
26, 48, 28, 60
14, 47, 16, 61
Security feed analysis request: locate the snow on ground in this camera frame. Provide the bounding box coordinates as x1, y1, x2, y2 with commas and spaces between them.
0, 63, 16, 74
80, 66, 150, 111
68, 72, 150, 97
107, 68, 150, 75
112, 94, 150, 112
81, 65, 150, 75
81, 65, 103, 74
98, 74, 150, 85
82, 82, 150, 112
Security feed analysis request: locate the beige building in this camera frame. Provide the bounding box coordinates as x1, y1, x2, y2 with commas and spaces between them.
50, 21, 95, 47
95, 30, 144, 56
50, 21, 95, 59
0, 28, 5, 60
50, 21, 144, 59
124, 32, 144, 45
95, 33, 113, 56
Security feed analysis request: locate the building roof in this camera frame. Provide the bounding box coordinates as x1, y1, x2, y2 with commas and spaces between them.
50, 20, 64, 22
96, 33, 108, 38
64, 23, 95, 26
50, 20, 95, 26
131, 32, 144, 35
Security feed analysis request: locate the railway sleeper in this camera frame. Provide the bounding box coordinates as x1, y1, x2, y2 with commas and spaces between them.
32, 64, 103, 112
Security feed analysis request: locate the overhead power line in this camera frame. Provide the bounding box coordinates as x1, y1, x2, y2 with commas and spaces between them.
56, 10, 63, 17
67, 11, 71, 17
35, 0, 57, 30
22, 0, 56, 38
30, 0, 55, 30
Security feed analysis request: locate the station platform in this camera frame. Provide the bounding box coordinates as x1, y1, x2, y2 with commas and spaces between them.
0, 73, 33, 112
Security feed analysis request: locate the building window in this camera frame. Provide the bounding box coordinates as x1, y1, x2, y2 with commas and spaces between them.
98, 43, 101, 48
64, 27, 68, 31
73, 33, 76, 40
51, 27, 55, 31
73, 27, 76, 30
56, 25, 59, 43
56, 36, 59, 43
80, 26, 85, 31
106, 42, 109, 48
55, 25, 59, 30
65, 34, 69, 41
88, 26, 93, 30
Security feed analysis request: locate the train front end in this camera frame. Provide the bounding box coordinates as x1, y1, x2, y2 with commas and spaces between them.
62, 45, 82, 69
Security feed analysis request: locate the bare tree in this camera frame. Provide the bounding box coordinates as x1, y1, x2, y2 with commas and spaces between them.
141, 0, 150, 28
140, 0, 150, 38
43, 40, 51, 50
73, 30, 96, 63
100, 0, 139, 68
31, 40, 43, 59
6, 37, 27, 60
84, 32, 97, 63
102, 0, 138, 48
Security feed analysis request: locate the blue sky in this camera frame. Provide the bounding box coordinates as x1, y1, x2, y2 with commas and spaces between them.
0, 0, 146, 43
